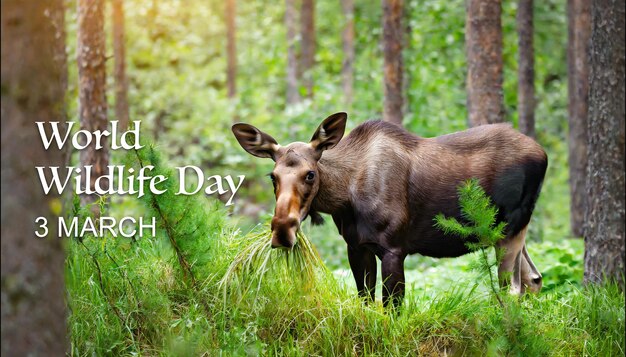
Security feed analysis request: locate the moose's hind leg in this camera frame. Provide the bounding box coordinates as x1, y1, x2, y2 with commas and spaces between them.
521, 244, 542, 292
497, 225, 543, 294
497, 226, 528, 295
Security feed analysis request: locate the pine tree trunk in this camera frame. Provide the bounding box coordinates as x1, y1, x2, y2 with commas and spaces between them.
112, 0, 129, 131
382, 0, 404, 125
1, 0, 68, 354
226, 0, 237, 101
300, 0, 315, 98
78, 0, 109, 206
567, 0, 590, 238
466, 0, 505, 126
517, 0, 535, 138
285, 0, 300, 105
341, 0, 355, 106
584, 0, 625, 289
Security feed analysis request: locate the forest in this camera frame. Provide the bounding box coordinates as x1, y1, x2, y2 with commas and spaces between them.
1, 0, 624, 355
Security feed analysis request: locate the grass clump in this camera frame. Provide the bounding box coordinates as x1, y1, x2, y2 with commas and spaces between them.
220, 224, 327, 300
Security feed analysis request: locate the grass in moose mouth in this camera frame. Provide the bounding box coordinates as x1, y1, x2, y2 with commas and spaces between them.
220, 224, 328, 299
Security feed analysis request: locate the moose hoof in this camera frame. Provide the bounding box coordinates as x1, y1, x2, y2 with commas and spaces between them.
526, 275, 543, 293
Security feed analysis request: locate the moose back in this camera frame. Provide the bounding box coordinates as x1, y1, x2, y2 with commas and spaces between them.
232, 113, 547, 308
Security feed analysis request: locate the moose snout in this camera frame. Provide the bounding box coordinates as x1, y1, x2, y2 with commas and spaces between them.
270, 216, 299, 249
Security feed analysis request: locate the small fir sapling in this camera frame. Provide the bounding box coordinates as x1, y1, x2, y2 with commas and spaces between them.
434, 179, 507, 307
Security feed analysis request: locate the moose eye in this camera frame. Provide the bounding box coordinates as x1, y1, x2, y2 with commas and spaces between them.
305, 171, 315, 182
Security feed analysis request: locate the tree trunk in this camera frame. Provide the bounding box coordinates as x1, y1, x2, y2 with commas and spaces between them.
517, 0, 535, 138
341, 0, 355, 106
1, 0, 68, 354
567, 0, 591, 238
226, 0, 237, 101
300, 0, 315, 98
382, 0, 404, 125
465, 0, 505, 126
285, 0, 300, 105
112, 0, 129, 131
584, 0, 625, 289
78, 0, 109, 206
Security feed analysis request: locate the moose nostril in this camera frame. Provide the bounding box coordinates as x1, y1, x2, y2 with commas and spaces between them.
532, 277, 542, 285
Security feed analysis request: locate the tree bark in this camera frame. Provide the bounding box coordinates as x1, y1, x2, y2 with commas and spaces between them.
382, 0, 404, 125
567, 0, 591, 238
466, 0, 505, 126
112, 0, 129, 131
285, 0, 300, 105
517, 0, 535, 138
300, 0, 315, 98
584, 0, 625, 289
226, 0, 237, 101
341, 0, 355, 106
1, 0, 68, 354
78, 0, 109, 206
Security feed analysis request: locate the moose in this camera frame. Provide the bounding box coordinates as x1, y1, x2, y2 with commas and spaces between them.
232, 113, 547, 308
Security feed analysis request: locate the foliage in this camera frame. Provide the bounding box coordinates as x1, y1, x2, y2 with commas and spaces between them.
66, 197, 625, 355
434, 179, 507, 249
62, 0, 572, 242
64, 145, 623, 356
434, 179, 506, 306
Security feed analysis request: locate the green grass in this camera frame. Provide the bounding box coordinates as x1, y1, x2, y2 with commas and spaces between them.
66, 205, 624, 356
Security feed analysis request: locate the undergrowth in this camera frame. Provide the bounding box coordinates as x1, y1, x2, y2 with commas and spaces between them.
65, 147, 625, 356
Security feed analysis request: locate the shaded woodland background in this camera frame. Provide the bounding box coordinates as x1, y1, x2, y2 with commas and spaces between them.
1, 0, 624, 355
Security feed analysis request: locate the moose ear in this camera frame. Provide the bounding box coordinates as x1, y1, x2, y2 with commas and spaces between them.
232, 123, 280, 160
310, 112, 347, 153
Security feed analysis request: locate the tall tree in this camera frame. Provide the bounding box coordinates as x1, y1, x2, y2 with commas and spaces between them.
517, 0, 535, 137
285, 0, 300, 105
300, 0, 315, 98
466, 0, 505, 126
584, 0, 625, 288
567, 0, 591, 238
382, 0, 404, 125
341, 0, 355, 106
1, 0, 68, 354
112, 0, 129, 131
226, 0, 237, 101
78, 0, 109, 206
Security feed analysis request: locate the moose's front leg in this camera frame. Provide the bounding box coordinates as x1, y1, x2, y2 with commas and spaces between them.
381, 252, 406, 309
348, 245, 377, 301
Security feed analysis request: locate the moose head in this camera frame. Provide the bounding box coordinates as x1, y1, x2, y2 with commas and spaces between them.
232, 112, 347, 249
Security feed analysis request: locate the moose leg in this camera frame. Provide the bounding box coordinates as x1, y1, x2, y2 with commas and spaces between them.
363, 249, 377, 301
497, 225, 527, 295
521, 244, 542, 293
348, 245, 376, 301
381, 252, 405, 309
